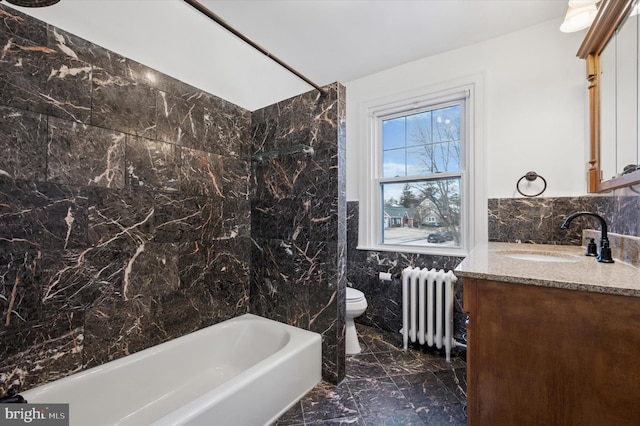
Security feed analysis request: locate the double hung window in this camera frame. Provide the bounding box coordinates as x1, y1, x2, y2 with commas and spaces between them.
359, 85, 479, 255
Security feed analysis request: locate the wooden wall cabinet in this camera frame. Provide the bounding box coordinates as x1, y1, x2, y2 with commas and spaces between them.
464, 278, 640, 425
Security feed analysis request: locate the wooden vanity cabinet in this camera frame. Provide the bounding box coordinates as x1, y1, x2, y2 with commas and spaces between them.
463, 278, 640, 426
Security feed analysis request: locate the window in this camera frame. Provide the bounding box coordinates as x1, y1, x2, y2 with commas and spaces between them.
358, 78, 485, 255
381, 101, 464, 248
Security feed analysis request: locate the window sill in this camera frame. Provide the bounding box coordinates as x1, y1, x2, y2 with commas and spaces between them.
356, 243, 468, 257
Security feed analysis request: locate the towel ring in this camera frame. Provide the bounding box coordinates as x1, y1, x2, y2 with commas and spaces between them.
516, 171, 547, 197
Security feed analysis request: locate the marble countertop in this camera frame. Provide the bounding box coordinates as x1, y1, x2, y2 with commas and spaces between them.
455, 242, 640, 297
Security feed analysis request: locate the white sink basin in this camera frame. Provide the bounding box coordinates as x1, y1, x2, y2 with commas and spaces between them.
496, 250, 582, 263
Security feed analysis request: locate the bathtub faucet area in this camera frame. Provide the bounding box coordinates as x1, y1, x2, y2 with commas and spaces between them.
0, 388, 28, 404
561, 211, 614, 263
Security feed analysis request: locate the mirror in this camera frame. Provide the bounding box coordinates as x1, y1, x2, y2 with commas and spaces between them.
578, 0, 640, 192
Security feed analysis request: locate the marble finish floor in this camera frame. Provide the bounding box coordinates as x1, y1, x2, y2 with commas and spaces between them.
274, 324, 467, 425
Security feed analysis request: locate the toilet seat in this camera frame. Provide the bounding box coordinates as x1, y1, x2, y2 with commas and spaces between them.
346, 287, 365, 303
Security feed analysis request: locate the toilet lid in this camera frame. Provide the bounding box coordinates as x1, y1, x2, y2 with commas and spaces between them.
346, 287, 365, 302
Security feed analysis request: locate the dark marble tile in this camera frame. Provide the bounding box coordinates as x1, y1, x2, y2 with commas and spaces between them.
177, 239, 250, 327
203, 95, 251, 157
46, 26, 129, 77
83, 294, 162, 367
345, 353, 388, 380
614, 195, 640, 237
433, 367, 467, 403
225, 197, 251, 239
0, 324, 84, 393
40, 247, 128, 320
221, 156, 251, 199
251, 197, 310, 242
249, 238, 312, 330
87, 187, 154, 247
415, 402, 467, 425
125, 135, 180, 192
47, 117, 125, 189
358, 324, 403, 353
91, 67, 156, 138
154, 192, 222, 243
0, 179, 88, 250
252, 151, 320, 200
376, 350, 430, 376
392, 371, 460, 409
300, 381, 359, 423
309, 195, 339, 243
309, 418, 364, 426
0, 4, 48, 45
347, 377, 413, 416
156, 90, 204, 147
487, 198, 500, 241
412, 346, 467, 372
273, 401, 304, 425
495, 198, 554, 244
0, 106, 47, 181
180, 148, 225, 197
120, 242, 180, 301
0, 31, 92, 123
0, 249, 41, 332
308, 242, 342, 383
362, 409, 425, 426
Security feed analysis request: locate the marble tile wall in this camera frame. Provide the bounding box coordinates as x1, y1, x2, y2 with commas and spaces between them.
488, 195, 640, 247
0, 5, 252, 393
250, 83, 347, 384
347, 192, 640, 339
346, 202, 466, 340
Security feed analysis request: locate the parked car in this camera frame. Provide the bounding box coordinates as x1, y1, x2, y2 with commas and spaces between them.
441, 231, 455, 241
425, 221, 440, 227
427, 233, 446, 243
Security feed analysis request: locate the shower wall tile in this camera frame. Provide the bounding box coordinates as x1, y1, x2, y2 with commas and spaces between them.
203, 96, 251, 157
0, 5, 48, 44
1, 325, 84, 391
0, 249, 41, 332
47, 117, 126, 189
125, 136, 181, 192
156, 90, 204, 147
0, 29, 92, 123
46, 26, 130, 78
180, 148, 225, 197
153, 193, 223, 243
0, 4, 252, 394
0, 179, 88, 250
40, 247, 129, 324
251, 197, 310, 242
0, 106, 47, 181
87, 187, 155, 247
250, 83, 346, 384
91, 68, 157, 139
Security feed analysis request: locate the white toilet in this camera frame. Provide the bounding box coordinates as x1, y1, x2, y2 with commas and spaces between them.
345, 287, 368, 355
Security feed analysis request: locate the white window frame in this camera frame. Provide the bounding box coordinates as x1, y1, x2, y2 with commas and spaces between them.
357, 76, 486, 256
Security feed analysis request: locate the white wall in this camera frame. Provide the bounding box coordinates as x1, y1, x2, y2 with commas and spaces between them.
345, 18, 587, 200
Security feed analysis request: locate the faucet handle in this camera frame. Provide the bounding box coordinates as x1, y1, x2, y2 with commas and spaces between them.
585, 238, 598, 257
597, 239, 614, 263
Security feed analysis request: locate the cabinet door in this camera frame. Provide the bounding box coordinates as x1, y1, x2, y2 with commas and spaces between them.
465, 279, 640, 426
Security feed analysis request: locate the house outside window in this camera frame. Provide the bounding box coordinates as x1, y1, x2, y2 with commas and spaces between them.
357, 78, 486, 256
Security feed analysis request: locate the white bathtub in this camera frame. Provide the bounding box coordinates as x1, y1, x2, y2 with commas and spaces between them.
22, 314, 322, 426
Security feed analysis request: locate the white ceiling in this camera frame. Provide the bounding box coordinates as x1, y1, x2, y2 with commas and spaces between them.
9, 0, 567, 111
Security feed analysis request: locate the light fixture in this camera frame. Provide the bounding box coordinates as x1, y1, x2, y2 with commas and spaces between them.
560, 0, 601, 33
0, 0, 60, 7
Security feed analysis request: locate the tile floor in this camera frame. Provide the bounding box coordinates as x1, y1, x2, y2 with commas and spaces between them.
274, 324, 467, 425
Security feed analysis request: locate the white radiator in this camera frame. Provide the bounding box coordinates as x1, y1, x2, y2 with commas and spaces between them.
401, 266, 458, 362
